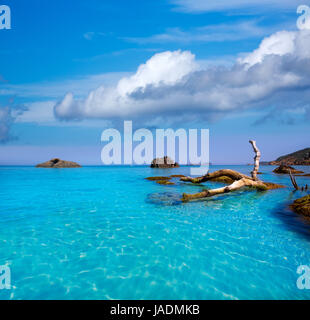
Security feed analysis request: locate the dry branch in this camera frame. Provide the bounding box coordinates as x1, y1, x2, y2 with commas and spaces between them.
182, 178, 268, 202
181, 140, 284, 202
249, 140, 261, 181
289, 170, 299, 190
180, 169, 251, 184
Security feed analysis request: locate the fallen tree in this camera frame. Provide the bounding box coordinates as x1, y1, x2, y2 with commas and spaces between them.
181, 141, 284, 202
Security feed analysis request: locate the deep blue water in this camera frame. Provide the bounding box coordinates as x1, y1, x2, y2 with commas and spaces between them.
0, 165, 310, 300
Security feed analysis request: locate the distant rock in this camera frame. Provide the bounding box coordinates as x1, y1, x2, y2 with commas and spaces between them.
150, 156, 179, 168
273, 164, 304, 174
36, 158, 81, 168
267, 148, 310, 166
291, 195, 310, 217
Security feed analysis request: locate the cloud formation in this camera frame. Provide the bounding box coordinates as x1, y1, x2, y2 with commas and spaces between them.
0, 104, 26, 143
54, 30, 310, 124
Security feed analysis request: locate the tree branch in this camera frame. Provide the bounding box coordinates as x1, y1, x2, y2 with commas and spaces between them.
249, 140, 261, 181
180, 169, 251, 184
182, 178, 268, 202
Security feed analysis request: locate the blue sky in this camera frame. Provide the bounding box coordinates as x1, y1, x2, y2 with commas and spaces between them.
0, 0, 309, 165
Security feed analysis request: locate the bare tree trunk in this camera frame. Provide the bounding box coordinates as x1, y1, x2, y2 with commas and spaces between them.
182, 178, 268, 202
289, 170, 299, 190
249, 140, 261, 181
180, 140, 284, 202
181, 169, 251, 184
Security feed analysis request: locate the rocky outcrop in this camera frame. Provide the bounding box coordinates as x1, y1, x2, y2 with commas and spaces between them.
291, 195, 310, 217
145, 176, 175, 185
145, 176, 171, 181
36, 158, 81, 168
268, 148, 310, 166
273, 164, 304, 174
150, 156, 179, 168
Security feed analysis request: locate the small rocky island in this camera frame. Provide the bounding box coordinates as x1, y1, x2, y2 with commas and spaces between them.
36, 158, 81, 168
150, 156, 179, 168
273, 164, 304, 174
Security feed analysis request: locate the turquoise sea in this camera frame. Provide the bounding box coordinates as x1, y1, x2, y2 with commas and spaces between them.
0, 165, 310, 300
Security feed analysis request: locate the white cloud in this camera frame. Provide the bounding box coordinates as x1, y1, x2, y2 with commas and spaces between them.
170, 0, 300, 13
54, 30, 310, 124
239, 31, 296, 67
54, 50, 199, 120
117, 50, 198, 95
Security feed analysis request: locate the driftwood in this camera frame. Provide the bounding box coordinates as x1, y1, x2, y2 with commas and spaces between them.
182, 178, 269, 202
289, 170, 299, 190
181, 140, 283, 202
181, 169, 251, 184
249, 140, 261, 181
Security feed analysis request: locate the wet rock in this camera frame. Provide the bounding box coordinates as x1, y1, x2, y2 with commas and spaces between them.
145, 176, 171, 181
291, 195, 310, 217
146, 192, 182, 206
156, 180, 175, 185
273, 164, 304, 174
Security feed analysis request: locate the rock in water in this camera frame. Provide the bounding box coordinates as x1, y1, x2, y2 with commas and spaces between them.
150, 156, 179, 168
291, 195, 310, 217
273, 164, 303, 174
36, 158, 81, 168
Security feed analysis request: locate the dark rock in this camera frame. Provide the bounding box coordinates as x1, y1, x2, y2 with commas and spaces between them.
156, 180, 175, 185
291, 195, 310, 217
146, 176, 171, 181
150, 156, 179, 168
273, 164, 304, 174
36, 158, 81, 168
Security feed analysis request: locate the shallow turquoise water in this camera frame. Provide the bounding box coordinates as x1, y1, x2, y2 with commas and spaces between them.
0, 165, 310, 300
